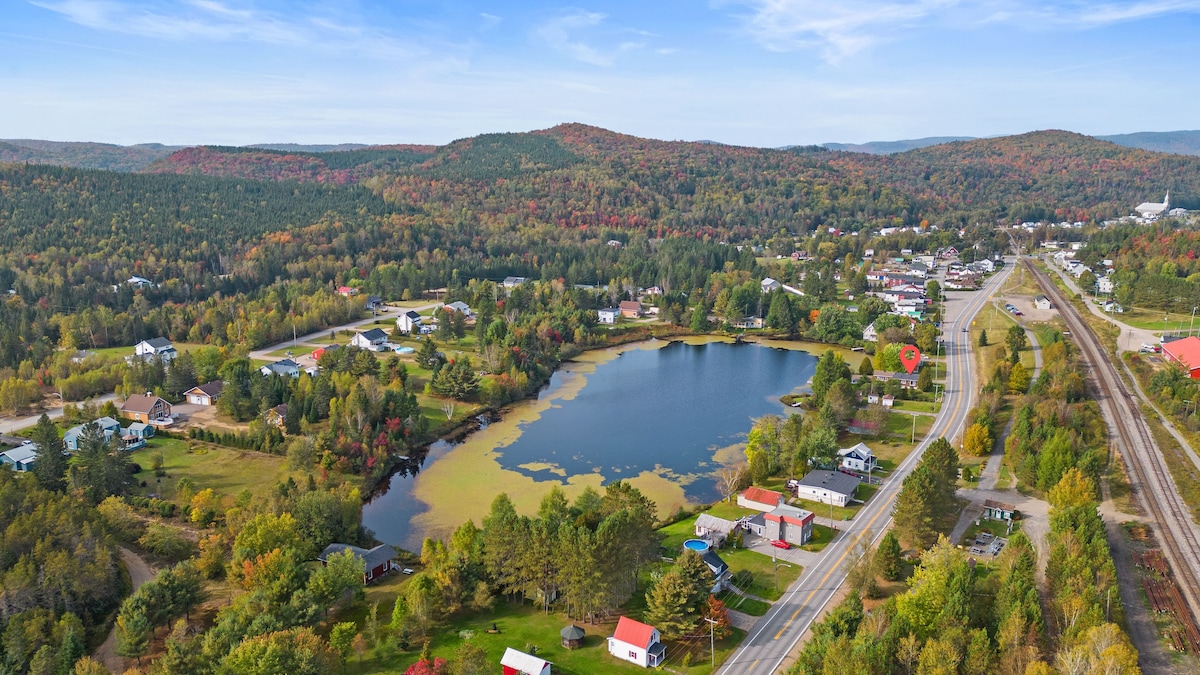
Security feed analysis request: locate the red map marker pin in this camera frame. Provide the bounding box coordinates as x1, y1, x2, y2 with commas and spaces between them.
899, 345, 922, 374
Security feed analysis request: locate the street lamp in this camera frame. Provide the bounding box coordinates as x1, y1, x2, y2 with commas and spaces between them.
1191, 306, 1198, 337
773, 561, 793, 594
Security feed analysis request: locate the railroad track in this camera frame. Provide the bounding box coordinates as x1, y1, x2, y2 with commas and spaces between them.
1025, 259, 1200, 630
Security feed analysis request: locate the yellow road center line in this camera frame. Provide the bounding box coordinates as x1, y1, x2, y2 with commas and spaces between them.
767, 271, 997, 643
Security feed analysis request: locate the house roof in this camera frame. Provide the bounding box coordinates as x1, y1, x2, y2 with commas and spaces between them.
446, 301, 470, 312
1, 446, 38, 464
619, 300, 641, 311
122, 394, 168, 414
701, 550, 729, 577
740, 486, 783, 506
269, 404, 289, 418
501, 647, 550, 674
599, 307, 619, 314
795, 470, 860, 497
766, 503, 813, 526
140, 337, 173, 349
984, 499, 1016, 511
838, 442, 875, 459
612, 616, 657, 649
126, 422, 151, 433
1163, 336, 1200, 371
403, 310, 421, 320
318, 543, 396, 570
359, 328, 388, 342
694, 513, 737, 534
187, 381, 224, 397
366, 295, 383, 304
1035, 295, 1049, 303
560, 625, 585, 640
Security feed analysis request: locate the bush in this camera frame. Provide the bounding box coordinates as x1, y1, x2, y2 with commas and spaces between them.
137, 523, 195, 561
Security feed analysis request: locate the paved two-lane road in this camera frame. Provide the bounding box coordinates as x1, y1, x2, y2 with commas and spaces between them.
716, 259, 1015, 675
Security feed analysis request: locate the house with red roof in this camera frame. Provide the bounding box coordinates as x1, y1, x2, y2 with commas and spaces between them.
737, 486, 784, 512
1162, 336, 1200, 378
765, 504, 815, 546
607, 617, 664, 668
618, 300, 643, 319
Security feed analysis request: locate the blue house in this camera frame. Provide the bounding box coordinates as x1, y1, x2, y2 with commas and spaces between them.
64, 417, 123, 451
0, 446, 38, 472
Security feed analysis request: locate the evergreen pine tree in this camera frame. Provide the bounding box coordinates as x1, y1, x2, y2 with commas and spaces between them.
875, 531, 903, 581
30, 413, 67, 491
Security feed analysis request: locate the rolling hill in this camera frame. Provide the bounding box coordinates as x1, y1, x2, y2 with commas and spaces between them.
0, 139, 183, 171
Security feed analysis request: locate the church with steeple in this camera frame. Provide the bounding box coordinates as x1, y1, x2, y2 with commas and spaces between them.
1135, 192, 1170, 219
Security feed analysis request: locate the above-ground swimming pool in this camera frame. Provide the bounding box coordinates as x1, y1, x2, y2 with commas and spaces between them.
683, 539, 711, 553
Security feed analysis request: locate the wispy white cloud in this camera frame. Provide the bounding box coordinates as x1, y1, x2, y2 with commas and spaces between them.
534, 9, 646, 66
480, 12, 502, 30
721, 0, 1200, 62
29, 0, 446, 61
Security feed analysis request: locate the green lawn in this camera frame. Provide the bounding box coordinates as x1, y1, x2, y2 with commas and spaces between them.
890, 399, 941, 414
958, 518, 1020, 547
341, 600, 746, 675
1117, 306, 1198, 333
127, 437, 298, 503
721, 547, 802, 601
800, 524, 837, 553
92, 341, 211, 360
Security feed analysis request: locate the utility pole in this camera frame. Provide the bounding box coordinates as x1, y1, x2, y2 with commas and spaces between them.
704, 617, 718, 667
911, 413, 917, 444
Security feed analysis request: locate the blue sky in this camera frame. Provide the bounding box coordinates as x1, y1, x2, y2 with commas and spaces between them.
2, 0, 1199, 146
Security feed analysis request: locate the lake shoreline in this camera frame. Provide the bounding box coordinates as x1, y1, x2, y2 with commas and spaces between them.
364, 334, 834, 550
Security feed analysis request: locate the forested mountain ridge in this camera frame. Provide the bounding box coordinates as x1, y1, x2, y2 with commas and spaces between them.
143, 144, 437, 183
144, 124, 1200, 230
0, 139, 181, 171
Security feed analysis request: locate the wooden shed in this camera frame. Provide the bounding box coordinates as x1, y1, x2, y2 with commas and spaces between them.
560, 624, 585, 649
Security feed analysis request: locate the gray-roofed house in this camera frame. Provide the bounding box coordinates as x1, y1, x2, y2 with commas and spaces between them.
693, 513, 737, 547
134, 337, 177, 362
765, 504, 815, 546
350, 328, 390, 351
317, 543, 397, 584
364, 295, 384, 311
502, 276, 527, 289
445, 301, 472, 316
260, 359, 301, 378
64, 417, 122, 451
0, 445, 38, 472
793, 469, 860, 507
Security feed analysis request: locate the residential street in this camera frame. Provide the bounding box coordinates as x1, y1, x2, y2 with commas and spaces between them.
715, 259, 1015, 675
0, 393, 120, 436
246, 302, 442, 365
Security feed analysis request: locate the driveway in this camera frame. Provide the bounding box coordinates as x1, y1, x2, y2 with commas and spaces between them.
93, 547, 156, 672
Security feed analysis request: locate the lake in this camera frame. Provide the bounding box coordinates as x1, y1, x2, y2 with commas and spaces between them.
363, 339, 819, 551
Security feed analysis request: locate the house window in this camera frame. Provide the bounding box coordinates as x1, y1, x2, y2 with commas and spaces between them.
629, 651, 637, 659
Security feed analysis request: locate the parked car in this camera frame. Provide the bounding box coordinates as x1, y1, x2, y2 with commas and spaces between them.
771, 540, 790, 550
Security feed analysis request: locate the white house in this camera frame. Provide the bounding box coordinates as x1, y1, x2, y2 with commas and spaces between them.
350, 328, 389, 351
862, 322, 877, 342
1097, 277, 1114, 294
597, 307, 619, 325
838, 443, 877, 473
500, 647, 552, 675
126, 276, 152, 289
184, 381, 223, 406
502, 276, 527, 289
694, 514, 737, 547
793, 470, 859, 507
608, 617, 664, 668
445, 301, 472, 316
134, 337, 177, 362
761, 277, 781, 293
260, 359, 301, 378
1034, 295, 1052, 311
396, 310, 422, 334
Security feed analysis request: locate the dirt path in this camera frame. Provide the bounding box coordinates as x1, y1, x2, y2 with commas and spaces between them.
94, 547, 156, 673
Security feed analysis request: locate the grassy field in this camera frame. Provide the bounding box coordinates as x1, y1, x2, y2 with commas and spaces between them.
1117, 306, 1200, 333
92, 341, 211, 360
890, 399, 941, 414
337, 600, 746, 675
799, 524, 836, 553
127, 437, 299, 503
723, 547, 803, 601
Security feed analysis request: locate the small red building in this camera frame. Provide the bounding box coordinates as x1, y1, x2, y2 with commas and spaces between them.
317, 543, 396, 584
